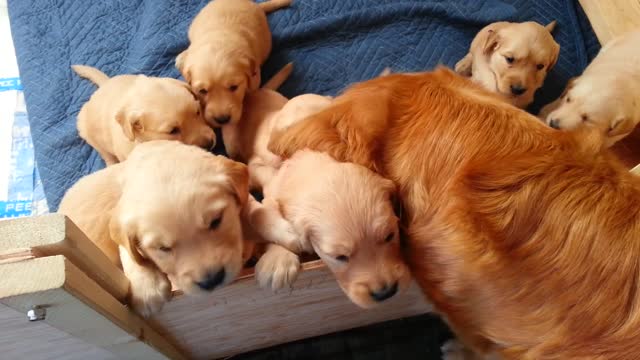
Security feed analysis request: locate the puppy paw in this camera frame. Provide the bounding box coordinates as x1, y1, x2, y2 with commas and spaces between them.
128, 269, 172, 318
255, 245, 301, 291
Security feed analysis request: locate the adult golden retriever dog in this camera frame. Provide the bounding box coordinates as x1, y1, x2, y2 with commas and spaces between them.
268, 67, 640, 359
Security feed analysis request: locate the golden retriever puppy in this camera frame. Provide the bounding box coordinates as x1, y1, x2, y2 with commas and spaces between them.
224, 90, 333, 190
455, 21, 559, 109
176, 0, 291, 127
72, 65, 215, 166
268, 67, 640, 359
540, 29, 640, 147
248, 150, 411, 308
59, 140, 250, 317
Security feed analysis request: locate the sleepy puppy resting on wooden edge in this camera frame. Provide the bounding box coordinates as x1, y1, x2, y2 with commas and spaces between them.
268, 67, 640, 359
72, 65, 215, 166
455, 20, 559, 109
540, 29, 640, 147
249, 150, 411, 308
59, 141, 254, 317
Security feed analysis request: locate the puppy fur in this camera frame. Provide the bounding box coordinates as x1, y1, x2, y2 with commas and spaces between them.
268, 67, 640, 359
176, 0, 291, 127
540, 29, 640, 147
249, 150, 411, 308
72, 65, 215, 166
224, 90, 333, 190
455, 21, 559, 109
59, 141, 251, 317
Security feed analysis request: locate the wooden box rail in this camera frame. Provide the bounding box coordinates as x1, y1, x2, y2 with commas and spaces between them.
0, 214, 431, 359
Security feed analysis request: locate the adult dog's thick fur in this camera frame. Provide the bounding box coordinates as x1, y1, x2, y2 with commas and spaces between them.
269, 67, 640, 359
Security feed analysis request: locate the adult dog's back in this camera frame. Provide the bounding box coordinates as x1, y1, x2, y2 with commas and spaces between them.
269, 68, 640, 359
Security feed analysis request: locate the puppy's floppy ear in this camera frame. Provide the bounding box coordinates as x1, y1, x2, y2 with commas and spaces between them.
548, 45, 560, 71
377, 176, 402, 217
609, 117, 635, 137
244, 57, 260, 91
109, 211, 146, 266
220, 157, 249, 207
116, 109, 144, 141
545, 20, 557, 33
482, 28, 500, 54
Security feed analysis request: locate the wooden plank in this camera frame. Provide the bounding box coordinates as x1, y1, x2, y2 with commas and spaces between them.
152, 260, 431, 360
0, 256, 187, 360
578, 0, 640, 44
0, 214, 129, 303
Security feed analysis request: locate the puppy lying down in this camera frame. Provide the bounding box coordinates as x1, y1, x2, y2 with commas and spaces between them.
249, 150, 411, 308
72, 65, 215, 165
540, 29, 640, 147
59, 141, 252, 316
455, 21, 559, 109
176, 0, 291, 127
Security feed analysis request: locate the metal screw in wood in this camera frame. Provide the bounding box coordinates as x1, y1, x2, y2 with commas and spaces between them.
27, 306, 46, 321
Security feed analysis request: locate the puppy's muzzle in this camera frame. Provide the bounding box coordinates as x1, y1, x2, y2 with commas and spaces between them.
196, 268, 226, 291
369, 282, 398, 302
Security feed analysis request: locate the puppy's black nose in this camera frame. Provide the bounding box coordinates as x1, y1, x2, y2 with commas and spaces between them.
369, 282, 398, 302
549, 119, 560, 129
196, 268, 226, 291
214, 115, 231, 125
510, 85, 527, 96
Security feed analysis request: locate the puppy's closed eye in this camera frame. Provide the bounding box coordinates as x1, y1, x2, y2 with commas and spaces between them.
198, 88, 208, 96
209, 215, 223, 230
229, 85, 238, 92
536, 64, 545, 70
335, 255, 349, 262
504, 56, 515, 64
169, 127, 180, 135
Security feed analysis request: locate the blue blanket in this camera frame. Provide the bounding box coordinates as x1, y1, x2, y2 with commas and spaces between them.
8, 0, 600, 210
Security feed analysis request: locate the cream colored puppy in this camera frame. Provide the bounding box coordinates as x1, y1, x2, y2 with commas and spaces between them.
540, 30, 640, 147
455, 21, 559, 109
176, 0, 291, 127
248, 150, 411, 308
224, 90, 333, 190
59, 140, 250, 317
73, 65, 215, 166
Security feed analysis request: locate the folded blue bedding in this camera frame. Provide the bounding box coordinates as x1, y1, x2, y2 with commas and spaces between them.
8, 0, 600, 210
